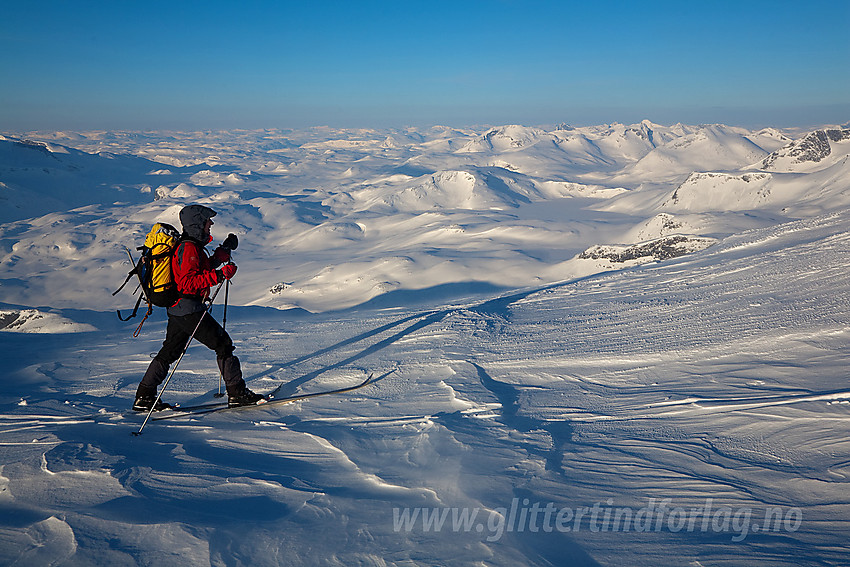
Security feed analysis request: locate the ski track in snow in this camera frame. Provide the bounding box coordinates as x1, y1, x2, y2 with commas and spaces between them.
1, 124, 849, 565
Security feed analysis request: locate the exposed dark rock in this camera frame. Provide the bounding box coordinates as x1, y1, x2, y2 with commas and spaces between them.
762, 129, 850, 168
579, 235, 716, 263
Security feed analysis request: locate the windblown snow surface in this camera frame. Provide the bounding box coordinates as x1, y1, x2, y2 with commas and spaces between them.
1, 121, 850, 565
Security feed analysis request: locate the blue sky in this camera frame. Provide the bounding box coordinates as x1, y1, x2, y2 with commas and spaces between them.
1, 0, 848, 130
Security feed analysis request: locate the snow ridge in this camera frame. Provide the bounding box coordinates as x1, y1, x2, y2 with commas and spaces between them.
1, 121, 850, 564
760, 128, 850, 172
2, 121, 841, 314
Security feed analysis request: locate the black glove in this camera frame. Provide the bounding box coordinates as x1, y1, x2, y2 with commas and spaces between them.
222, 233, 239, 251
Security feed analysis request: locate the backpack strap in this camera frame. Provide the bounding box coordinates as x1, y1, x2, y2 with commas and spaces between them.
115, 248, 146, 321
113, 251, 143, 296
117, 292, 143, 321
112, 269, 136, 296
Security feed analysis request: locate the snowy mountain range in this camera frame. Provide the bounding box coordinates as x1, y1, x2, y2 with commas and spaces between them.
2, 122, 847, 314
1, 121, 849, 565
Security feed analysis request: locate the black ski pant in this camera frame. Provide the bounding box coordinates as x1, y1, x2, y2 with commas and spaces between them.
139, 310, 246, 396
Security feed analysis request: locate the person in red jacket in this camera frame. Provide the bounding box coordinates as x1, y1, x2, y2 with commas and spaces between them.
133, 204, 265, 411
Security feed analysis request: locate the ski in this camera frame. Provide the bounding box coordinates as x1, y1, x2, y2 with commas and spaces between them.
151, 374, 374, 421
2, 374, 377, 432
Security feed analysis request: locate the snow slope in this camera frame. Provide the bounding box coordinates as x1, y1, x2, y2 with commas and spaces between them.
3, 123, 840, 314
1, 122, 849, 565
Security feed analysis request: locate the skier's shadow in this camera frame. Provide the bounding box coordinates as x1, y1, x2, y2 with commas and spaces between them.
247, 271, 611, 397
250, 309, 451, 397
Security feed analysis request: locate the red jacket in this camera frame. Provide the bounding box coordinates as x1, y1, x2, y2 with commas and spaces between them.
176, 240, 218, 295
169, 239, 221, 314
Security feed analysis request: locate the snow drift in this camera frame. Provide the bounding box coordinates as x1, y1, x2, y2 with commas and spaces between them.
1, 121, 849, 565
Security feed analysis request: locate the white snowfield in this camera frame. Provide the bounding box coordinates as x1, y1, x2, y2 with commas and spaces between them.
0, 121, 849, 565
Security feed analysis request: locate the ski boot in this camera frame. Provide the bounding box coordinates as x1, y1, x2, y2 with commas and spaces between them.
228, 388, 266, 408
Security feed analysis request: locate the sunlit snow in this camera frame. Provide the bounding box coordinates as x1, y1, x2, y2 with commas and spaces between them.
1, 121, 849, 565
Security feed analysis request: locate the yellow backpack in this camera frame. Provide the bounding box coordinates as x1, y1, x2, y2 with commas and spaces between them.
142, 223, 181, 306
114, 223, 182, 334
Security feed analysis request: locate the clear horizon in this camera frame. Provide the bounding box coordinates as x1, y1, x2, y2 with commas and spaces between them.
1, 0, 848, 132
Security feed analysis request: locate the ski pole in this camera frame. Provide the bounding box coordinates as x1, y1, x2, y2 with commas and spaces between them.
214, 278, 230, 398
133, 281, 225, 436
214, 234, 238, 398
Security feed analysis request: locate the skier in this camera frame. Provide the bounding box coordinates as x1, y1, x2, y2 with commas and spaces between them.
132, 204, 265, 411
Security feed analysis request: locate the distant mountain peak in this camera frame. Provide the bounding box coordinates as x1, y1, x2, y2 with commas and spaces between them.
457, 125, 548, 153
760, 128, 850, 170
